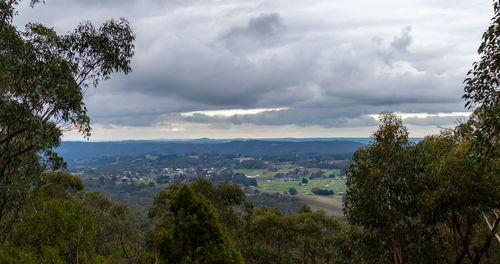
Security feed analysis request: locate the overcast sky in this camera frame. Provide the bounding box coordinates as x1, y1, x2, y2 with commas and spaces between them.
16, 0, 492, 140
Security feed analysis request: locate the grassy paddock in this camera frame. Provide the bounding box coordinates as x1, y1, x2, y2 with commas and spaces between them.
258, 178, 346, 197
233, 169, 263, 175
297, 194, 345, 221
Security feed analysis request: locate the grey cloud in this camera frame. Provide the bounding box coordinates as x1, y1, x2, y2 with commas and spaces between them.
99, 21, 465, 127
225, 13, 284, 38
182, 107, 380, 128
221, 13, 285, 53
403, 115, 466, 126
391, 26, 412, 51
15, 0, 490, 132
174, 107, 468, 129
377, 26, 413, 65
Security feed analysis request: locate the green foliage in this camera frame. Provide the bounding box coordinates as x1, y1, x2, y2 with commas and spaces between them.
311, 187, 334, 195
463, 0, 500, 159
45, 171, 84, 191
245, 192, 304, 215
240, 206, 342, 264
0, 242, 63, 264
417, 132, 500, 264
0, 0, 134, 229
2, 171, 146, 263
149, 179, 249, 258
149, 179, 245, 221
345, 112, 499, 264
345, 113, 442, 264
152, 185, 243, 264
191, 179, 246, 230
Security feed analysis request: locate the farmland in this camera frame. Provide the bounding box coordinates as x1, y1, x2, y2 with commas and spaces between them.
71, 153, 350, 218
258, 177, 346, 197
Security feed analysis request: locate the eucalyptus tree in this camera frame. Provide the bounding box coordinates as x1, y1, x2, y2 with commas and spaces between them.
463, 0, 500, 159
417, 132, 500, 264
344, 113, 440, 264
462, 0, 500, 258
240, 205, 342, 264
151, 185, 244, 264
0, 0, 134, 231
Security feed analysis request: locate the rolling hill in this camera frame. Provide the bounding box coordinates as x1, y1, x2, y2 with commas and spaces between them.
57, 139, 365, 160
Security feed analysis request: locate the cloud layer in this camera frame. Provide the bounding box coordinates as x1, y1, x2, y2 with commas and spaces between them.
15, 0, 492, 139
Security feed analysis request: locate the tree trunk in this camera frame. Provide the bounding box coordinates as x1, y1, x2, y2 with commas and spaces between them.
471, 214, 500, 264
392, 240, 404, 264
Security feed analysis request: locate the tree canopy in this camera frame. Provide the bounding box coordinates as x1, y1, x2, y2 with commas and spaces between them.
152, 184, 244, 264
0, 0, 134, 229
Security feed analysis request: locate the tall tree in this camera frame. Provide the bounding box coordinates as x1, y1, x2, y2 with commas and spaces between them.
0, 0, 134, 230
415, 128, 500, 264
152, 185, 243, 264
462, 0, 500, 258
344, 113, 438, 264
463, 0, 500, 159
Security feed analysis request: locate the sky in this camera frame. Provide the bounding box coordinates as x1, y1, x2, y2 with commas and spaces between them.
16, 0, 493, 140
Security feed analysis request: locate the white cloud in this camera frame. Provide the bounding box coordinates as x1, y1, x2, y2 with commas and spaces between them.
368, 112, 471, 120
180, 107, 288, 117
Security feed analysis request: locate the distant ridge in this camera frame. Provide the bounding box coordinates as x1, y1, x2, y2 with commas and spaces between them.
65, 137, 422, 144
57, 139, 366, 160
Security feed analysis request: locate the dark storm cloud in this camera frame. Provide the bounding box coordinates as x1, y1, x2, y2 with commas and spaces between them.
221, 13, 285, 53
15, 0, 490, 132
225, 13, 284, 38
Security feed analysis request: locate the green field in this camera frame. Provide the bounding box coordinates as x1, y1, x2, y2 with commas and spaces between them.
236, 167, 337, 179
325, 169, 341, 176
258, 178, 346, 198
233, 169, 263, 175
258, 169, 295, 178
233, 168, 295, 178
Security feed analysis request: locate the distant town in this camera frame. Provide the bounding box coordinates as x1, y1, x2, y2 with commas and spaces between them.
69, 153, 348, 198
